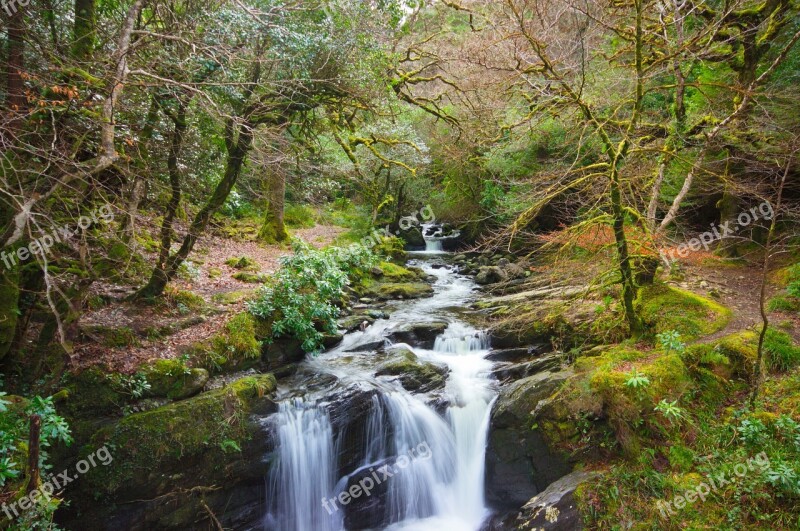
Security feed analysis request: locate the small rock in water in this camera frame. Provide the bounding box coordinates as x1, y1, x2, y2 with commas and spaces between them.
359, 298, 374, 304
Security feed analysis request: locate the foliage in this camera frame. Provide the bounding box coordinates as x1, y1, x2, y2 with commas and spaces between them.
764, 328, 800, 372
247, 240, 379, 352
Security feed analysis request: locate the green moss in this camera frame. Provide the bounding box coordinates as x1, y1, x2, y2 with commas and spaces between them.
636, 285, 731, 340
211, 289, 255, 305
141, 360, 209, 399
377, 261, 422, 282
62, 368, 127, 417
188, 313, 261, 374
359, 282, 433, 300
715, 330, 758, 378
168, 289, 206, 311
372, 236, 407, 261
232, 271, 267, 283
208, 267, 223, 279
82, 325, 138, 348
284, 203, 317, 228
224, 256, 259, 271
84, 374, 276, 497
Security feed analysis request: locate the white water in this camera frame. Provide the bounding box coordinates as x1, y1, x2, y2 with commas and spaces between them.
265, 256, 496, 530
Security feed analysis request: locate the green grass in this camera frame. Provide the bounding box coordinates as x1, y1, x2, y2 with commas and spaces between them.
637, 285, 732, 340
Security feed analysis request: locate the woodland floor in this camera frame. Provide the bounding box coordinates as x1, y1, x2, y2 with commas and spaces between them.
71, 224, 345, 373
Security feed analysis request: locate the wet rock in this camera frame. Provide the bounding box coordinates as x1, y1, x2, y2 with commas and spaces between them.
486, 369, 573, 509
326, 386, 385, 476
376, 346, 449, 393
515, 470, 599, 530
476, 266, 508, 285
345, 340, 387, 353
340, 459, 393, 529
387, 321, 448, 348
361, 282, 434, 301
486, 345, 548, 363
490, 353, 563, 381
262, 338, 305, 370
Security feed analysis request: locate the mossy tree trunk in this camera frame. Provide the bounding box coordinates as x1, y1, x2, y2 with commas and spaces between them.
72, 0, 96, 60
258, 169, 289, 244
135, 120, 255, 299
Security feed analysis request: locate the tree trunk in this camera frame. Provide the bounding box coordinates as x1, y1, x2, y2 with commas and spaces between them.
258, 169, 289, 244
26, 415, 41, 494
611, 169, 642, 336
135, 122, 254, 299
4, 7, 26, 115
72, 0, 96, 60
119, 97, 159, 241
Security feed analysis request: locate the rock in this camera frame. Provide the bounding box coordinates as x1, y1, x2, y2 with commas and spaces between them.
486, 369, 574, 509
370, 266, 385, 278
454, 254, 467, 263
400, 226, 426, 248
339, 315, 376, 333
504, 263, 527, 280
699, 280, 709, 289
63, 375, 279, 530
345, 340, 387, 352
340, 459, 394, 529
490, 353, 562, 381
498, 258, 510, 267
376, 346, 450, 393
365, 309, 390, 320
262, 338, 305, 370
515, 470, 599, 530
142, 360, 209, 400
475, 266, 508, 285
322, 333, 344, 349
387, 321, 449, 348
486, 345, 548, 363
361, 282, 434, 301
326, 386, 385, 476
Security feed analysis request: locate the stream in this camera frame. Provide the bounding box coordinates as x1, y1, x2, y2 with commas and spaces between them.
262, 238, 498, 530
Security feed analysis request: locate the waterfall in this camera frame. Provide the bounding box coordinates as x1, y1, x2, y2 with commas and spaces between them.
265, 261, 496, 531
265, 399, 341, 531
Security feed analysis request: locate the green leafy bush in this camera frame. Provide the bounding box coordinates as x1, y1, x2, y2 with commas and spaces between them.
247, 240, 378, 352
284, 203, 318, 228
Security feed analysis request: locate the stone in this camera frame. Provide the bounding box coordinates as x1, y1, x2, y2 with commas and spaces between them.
486, 369, 574, 509
387, 321, 449, 348
475, 266, 508, 285
515, 470, 599, 530
490, 353, 563, 381
376, 346, 449, 393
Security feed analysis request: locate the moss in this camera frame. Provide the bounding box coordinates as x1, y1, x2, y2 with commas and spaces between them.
81, 325, 138, 348
211, 289, 255, 305
377, 261, 422, 282
141, 360, 209, 400
166, 289, 206, 312
189, 313, 261, 374
62, 367, 127, 417
84, 374, 276, 498
636, 284, 732, 340
208, 267, 223, 279
224, 256, 259, 271
232, 271, 267, 283
372, 236, 407, 261
359, 282, 434, 300
715, 330, 759, 378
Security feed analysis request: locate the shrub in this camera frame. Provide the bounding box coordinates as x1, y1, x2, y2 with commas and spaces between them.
247, 240, 378, 352
284, 203, 317, 228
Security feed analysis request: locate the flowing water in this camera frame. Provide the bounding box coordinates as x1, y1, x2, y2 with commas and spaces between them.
264, 241, 495, 530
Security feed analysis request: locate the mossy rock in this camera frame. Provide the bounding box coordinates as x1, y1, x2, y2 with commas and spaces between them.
232, 271, 268, 284
62, 367, 128, 418
372, 236, 407, 261
360, 282, 433, 301
375, 347, 449, 392
714, 330, 759, 378
212, 289, 255, 305
225, 256, 260, 271
636, 285, 732, 340
208, 267, 223, 279
187, 313, 261, 374
141, 360, 209, 400
83, 374, 277, 500
376, 261, 422, 282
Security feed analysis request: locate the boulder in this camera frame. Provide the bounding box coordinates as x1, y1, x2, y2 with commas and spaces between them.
262, 338, 305, 370
486, 369, 573, 509
141, 360, 209, 400
475, 266, 508, 285
486, 345, 548, 363
376, 346, 449, 393
387, 321, 448, 348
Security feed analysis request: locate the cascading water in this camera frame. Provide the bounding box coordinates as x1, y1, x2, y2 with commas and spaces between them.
265, 256, 496, 531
